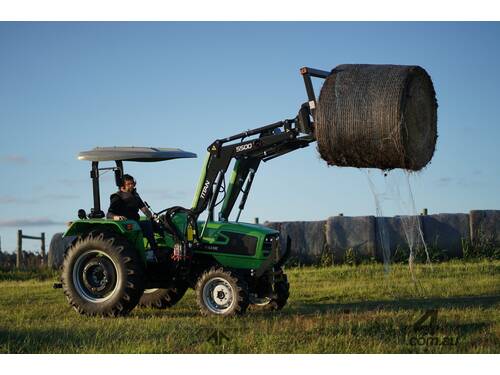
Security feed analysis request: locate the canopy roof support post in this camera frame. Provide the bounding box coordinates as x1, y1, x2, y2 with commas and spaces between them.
114, 160, 124, 187
90, 161, 104, 218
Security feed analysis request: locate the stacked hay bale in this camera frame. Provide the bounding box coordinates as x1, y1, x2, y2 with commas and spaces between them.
264, 221, 327, 264
469, 210, 500, 243
325, 216, 376, 263
421, 213, 470, 258
315, 64, 437, 171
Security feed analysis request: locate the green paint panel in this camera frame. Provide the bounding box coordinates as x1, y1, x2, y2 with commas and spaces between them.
191, 153, 210, 209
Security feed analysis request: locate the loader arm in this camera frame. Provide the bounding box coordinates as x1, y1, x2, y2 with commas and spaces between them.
191, 118, 315, 222
219, 158, 261, 221
190, 66, 330, 223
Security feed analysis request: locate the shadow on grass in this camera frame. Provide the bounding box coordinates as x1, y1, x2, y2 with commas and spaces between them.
265, 294, 500, 317
133, 294, 500, 320
0, 324, 178, 353
132, 308, 200, 319
0, 327, 102, 353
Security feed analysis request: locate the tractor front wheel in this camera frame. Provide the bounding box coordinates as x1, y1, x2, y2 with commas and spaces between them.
195, 267, 249, 316
250, 273, 290, 311
267, 273, 290, 310
61, 231, 145, 317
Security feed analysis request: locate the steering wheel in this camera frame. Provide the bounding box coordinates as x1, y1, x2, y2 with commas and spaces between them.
157, 206, 200, 243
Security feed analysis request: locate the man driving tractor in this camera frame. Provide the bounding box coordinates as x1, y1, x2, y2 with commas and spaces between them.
106, 174, 160, 259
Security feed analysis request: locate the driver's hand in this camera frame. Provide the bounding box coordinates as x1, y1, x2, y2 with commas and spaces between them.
114, 216, 127, 221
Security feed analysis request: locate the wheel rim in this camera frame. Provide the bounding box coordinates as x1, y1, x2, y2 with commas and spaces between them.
202, 277, 235, 314
72, 250, 121, 303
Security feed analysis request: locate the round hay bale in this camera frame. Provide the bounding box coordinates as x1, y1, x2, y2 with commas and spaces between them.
315, 64, 437, 171
48, 232, 65, 269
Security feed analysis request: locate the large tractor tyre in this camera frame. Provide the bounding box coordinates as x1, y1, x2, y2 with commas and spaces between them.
195, 267, 249, 316
61, 231, 145, 317
138, 284, 188, 309
251, 273, 290, 311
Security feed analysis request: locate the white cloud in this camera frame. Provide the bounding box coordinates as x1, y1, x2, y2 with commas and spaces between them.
0, 155, 28, 164
0, 218, 64, 227
0, 193, 79, 205
0, 196, 35, 204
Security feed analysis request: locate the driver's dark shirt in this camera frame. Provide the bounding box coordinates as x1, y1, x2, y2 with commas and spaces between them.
107, 190, 145, 222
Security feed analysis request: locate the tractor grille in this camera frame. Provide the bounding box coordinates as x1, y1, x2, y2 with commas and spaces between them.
218, 231, 258, 256
263, 234, 279, 258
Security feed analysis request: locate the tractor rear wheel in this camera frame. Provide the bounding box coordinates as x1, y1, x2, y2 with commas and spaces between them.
61, 231, 145, 317
138, 284, 188, 309
195, 267, 249, 316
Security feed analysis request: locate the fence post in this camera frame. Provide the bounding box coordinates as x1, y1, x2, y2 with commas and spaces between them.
41, 232, 46, 265
17, 229, 22, 269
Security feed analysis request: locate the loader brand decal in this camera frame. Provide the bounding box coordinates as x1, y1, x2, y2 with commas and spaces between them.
236, 142, 253, 153
200, 179, 211, 199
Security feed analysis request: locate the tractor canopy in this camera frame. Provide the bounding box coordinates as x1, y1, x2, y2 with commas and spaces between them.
77, 147, 197, 219
78, 146, 197, 162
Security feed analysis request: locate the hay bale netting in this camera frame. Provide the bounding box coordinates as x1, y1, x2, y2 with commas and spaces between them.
315, 64, 438, 171
375, 215, 426, 260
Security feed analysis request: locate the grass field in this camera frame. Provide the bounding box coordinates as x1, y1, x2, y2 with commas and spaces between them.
0, 260, 498, 353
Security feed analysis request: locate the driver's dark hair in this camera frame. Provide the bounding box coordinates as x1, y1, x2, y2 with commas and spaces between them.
122, 174, 135, 186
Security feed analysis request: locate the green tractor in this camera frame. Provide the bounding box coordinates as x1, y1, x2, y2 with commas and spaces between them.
56, 67, 329, 317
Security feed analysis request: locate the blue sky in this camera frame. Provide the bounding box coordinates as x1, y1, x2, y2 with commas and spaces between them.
1, 22, 499, 252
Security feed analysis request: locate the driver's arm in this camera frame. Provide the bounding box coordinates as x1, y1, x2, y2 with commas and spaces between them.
140, 206, 154, 220
135, 191, 154, 219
